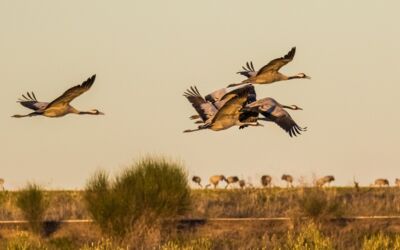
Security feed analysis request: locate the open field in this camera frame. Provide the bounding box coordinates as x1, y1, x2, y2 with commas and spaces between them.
1, 187, 400, 249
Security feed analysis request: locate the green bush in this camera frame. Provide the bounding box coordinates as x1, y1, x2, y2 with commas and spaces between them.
298, 188, 343, 220
285, 221, 333, 250
161, 238, 213, 250
16, 183, 49, 235
85, 156, 191, 239
362, 232, 400, 250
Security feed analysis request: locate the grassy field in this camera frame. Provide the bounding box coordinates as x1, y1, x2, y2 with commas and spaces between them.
1, 187, 400, 249
1, 187, 400, 220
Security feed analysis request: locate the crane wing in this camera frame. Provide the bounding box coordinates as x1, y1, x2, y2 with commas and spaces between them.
45, 74, 96, 109
184, 86, 217, 122
237, 61, 257, 78
244, 97, 277, 113
212, 86, 250, 124
261, 107, 306, 137
17, 92, 48, 111
205, 87, 228, 103
256, 47, 296, 75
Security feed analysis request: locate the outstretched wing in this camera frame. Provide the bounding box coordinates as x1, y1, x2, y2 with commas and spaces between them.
184, 86, 217, 122
256, 47, 296, 75
268, 111, 306, 137
205, 87, 228, 103
245, 97, 277, 113
237, 61, 257, 78
46, 74, 96, 109
245, 97, 306, 137
17, 92, 48, 111
212, 86, 251, 124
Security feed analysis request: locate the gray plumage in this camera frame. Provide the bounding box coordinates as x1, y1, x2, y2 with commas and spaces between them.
243, 97, 306, 137
205, 175, 226, 189
316, 175, 335, 187
12, 75, 104, 118
192, 176, 202, 188
229, 47, 311, 87
225, 176, 239, 189
183, 85, 261, 132
239, 179, 246, 189
261, 175, 272, 188
281, 174, 294, 187
374, 178, 389, 187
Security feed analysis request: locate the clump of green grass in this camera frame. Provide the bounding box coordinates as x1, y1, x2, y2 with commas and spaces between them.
297, 188, 343, 220
161, 237, 214, 250
362, 232, 400, 250
285, 221, 334, 250
16, 183, 49, 235
85, 156, 191, 241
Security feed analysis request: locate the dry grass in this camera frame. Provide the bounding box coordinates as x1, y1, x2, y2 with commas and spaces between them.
2, 187, 400, 220
2, 186, 400, 249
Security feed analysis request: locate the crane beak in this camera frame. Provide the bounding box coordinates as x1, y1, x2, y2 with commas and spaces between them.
305, 75, 312, 79
98, 111, 105, 115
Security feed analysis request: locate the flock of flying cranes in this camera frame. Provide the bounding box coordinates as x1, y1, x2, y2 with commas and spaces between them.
183, 47, 311, 137
12, 47, 309, 138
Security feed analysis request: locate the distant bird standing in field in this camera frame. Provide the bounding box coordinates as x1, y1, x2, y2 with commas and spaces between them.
239, 179, 246, 189
12, 75, 104, 118
261, 175, 272, 188
353, 177, 360, 192
374, 178, 389, 187
228, 47, 311, 87
0, 178, 4, 191
242, 97, 306, 137
316, 175, 335, 187
183, 85, 262, 132
225, 176, 239, 189
205, 175, 226, 189
395, 178, 400, 187
192, 176, 202, 188
281, 174, 294, 187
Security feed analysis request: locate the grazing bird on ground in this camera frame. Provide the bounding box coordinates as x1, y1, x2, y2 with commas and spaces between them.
261, 175, 272, 188
228, 47, 311, 87
12, 75, 104, 118
374, 178, 389, 187
239, 179, 246, 189
242, 97, 306, 137
225, 176, 239, 189
205, 175, 227, 189
192, 176, 202, 188
183, 85, 262, 132
0, 178, 4, 191
395, 178, 400, 187
316, 175, 335, 187
281, 174, 294, 188
353, 177, 360, 192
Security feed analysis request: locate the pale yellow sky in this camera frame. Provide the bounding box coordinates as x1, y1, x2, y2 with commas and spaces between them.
1, 1, 399, 188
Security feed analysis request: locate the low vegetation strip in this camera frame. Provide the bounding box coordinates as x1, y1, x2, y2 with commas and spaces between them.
1, 187, 400, 221
2, 215, 400, 225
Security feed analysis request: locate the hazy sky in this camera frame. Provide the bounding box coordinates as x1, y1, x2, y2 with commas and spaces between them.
1, 1, 399, 189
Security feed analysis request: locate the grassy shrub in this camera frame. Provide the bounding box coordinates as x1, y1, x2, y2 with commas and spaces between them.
362, 232, 400, 250
298, 188, 343, 220
3, 231, 45, 250
85, 156, 191, 240
285, 221, 333, 250
0, 190, 6, 207
16, 183, 49, 235
161, 238, 213, 250
80, 238, 127, 250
